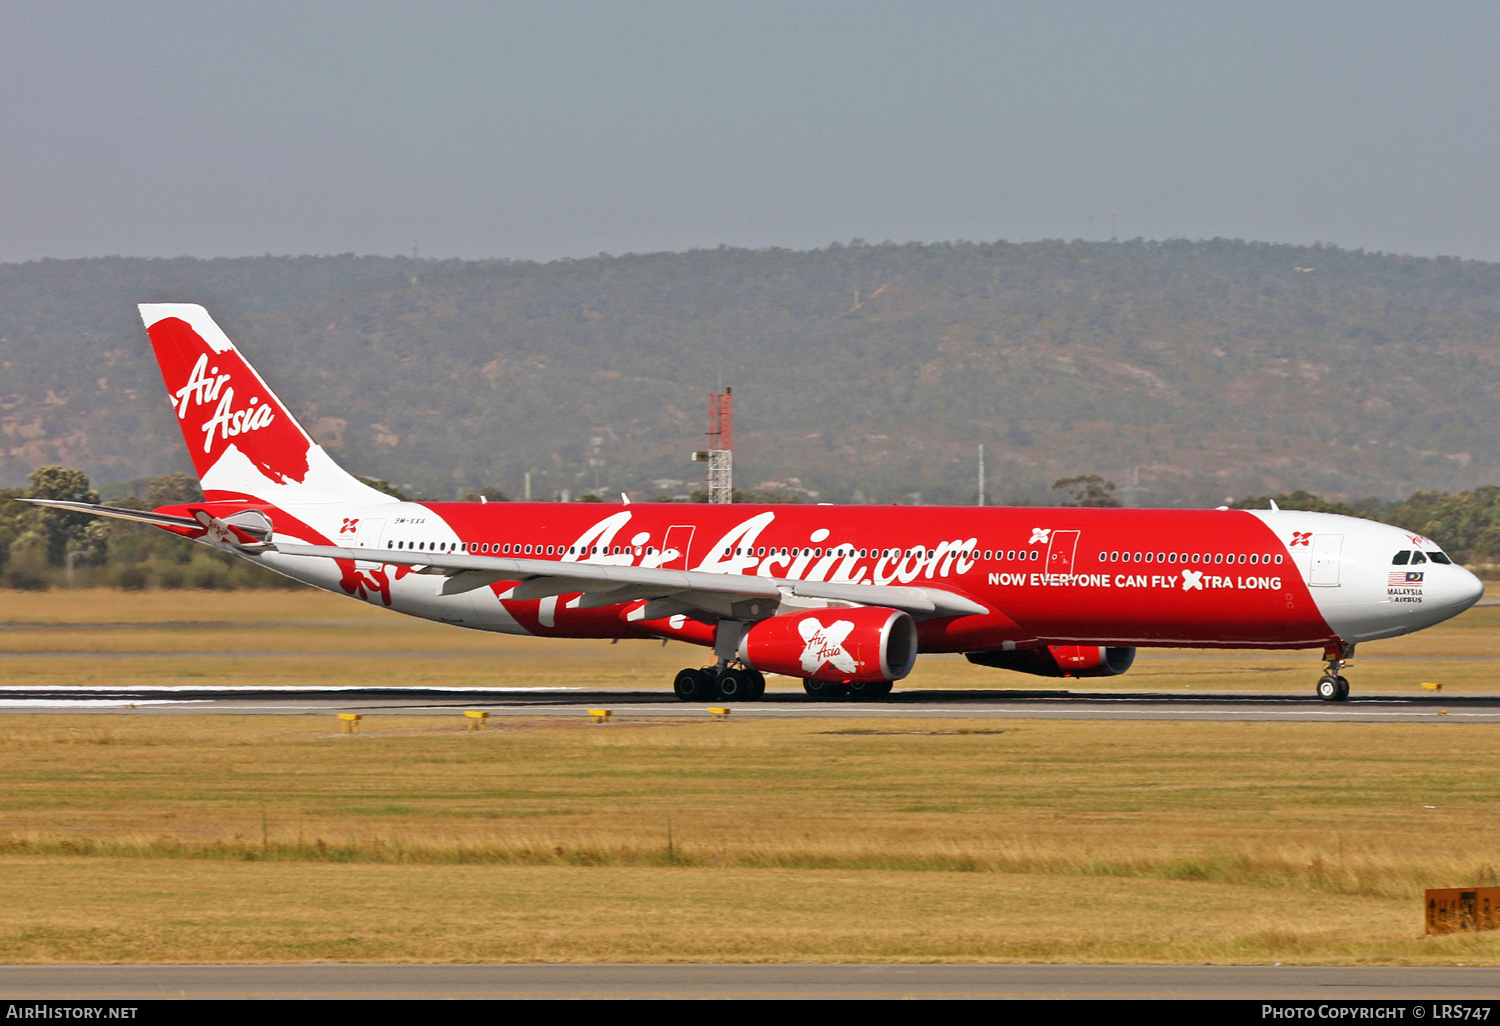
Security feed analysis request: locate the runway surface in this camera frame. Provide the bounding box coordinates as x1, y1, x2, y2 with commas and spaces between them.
2, 963, 1499, 999
1, 684, 1498, 722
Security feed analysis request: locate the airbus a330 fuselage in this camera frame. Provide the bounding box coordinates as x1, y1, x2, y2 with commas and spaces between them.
32, 305, 1483, 702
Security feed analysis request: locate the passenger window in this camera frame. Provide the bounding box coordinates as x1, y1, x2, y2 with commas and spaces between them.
1392, 551, 1410, 565
1410, 551, 1427, 564
1429, 552, 1452, 565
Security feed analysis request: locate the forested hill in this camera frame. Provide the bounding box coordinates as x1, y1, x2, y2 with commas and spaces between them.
4, 239, 1500, 506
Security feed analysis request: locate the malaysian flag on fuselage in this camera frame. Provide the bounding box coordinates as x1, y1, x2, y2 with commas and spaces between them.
1389, 571, 1425, 585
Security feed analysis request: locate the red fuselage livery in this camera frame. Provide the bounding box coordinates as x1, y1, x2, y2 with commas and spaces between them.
34, 305, 1483, 703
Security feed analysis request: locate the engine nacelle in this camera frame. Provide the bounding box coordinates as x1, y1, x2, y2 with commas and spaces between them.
737, 606, 918, 683
965, 644, 1136, 678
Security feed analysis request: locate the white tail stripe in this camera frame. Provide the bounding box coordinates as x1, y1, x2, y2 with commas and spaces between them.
140, 303, 235, 353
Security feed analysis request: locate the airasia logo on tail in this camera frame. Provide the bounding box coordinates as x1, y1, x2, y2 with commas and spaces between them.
175, 353, 277, 452
147, 316, 312, 486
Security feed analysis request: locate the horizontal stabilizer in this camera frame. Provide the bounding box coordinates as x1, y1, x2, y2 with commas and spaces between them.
21, 499, 272, 549
20, 498, 202, 530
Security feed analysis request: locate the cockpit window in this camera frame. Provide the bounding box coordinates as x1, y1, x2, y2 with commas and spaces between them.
1410, 551, 1428, 564
1392, 551, 1411, 565
1428, 551, 1453, 565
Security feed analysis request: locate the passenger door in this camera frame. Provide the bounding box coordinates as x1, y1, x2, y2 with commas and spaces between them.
1310, 534, 1343, 587
1046, 530, 1080, 576
661, 525, 694, 571
353, 518, 387, 570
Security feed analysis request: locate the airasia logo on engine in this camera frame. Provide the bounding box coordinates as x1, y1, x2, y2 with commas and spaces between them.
798, 617, 857, 675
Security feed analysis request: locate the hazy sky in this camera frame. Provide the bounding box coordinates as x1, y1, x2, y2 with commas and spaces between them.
2, 1, 1497, 263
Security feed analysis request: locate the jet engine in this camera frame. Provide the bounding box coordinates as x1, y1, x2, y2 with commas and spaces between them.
737, 606, 918, 683
965, 644, 1136, 678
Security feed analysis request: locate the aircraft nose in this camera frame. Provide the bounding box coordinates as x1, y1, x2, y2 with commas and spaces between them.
1443, 565, 1485, 615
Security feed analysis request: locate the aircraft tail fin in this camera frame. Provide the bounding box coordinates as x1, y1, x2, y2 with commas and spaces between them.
139, 304, 392, 505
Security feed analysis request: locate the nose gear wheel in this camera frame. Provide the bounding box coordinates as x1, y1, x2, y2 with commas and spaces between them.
1316, 644, 1353, 702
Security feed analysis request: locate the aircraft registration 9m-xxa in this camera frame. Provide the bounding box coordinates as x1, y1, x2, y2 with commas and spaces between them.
30, 305, 1484, 703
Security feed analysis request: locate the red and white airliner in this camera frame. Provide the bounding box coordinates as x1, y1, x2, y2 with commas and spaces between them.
30, 305, 1484, 702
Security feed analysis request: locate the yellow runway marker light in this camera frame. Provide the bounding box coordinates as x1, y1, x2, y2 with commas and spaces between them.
589, 709, 612, 724
1422, 682, 1442, 692
464, 710, 489, 731
709, 707, 731, 720
338, 713, 362, 734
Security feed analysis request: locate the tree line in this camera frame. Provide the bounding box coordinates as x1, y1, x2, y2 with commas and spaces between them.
7, 241, 1500, 508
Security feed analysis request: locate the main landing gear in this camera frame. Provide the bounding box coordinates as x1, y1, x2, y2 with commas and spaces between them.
673, 665, 766, 702
1316, 643, 1354, 702
670, 665, 896, 702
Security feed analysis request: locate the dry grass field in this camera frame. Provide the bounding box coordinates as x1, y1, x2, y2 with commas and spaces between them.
0, 714, 1498, 963
0, 586, 1498, 964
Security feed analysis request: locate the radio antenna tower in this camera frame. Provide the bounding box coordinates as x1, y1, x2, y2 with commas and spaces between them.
692, 387, 734, 503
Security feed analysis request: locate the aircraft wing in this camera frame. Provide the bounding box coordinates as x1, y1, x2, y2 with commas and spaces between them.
269, 542, 990, 621
19, 498, 989, 620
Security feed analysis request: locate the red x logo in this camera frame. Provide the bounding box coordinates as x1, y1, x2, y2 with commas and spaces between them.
340, 518, 360, 534
1290, 531, 1312, 547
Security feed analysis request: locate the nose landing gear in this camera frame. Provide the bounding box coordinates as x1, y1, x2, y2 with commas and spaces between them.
1317, 643, 1354, 702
